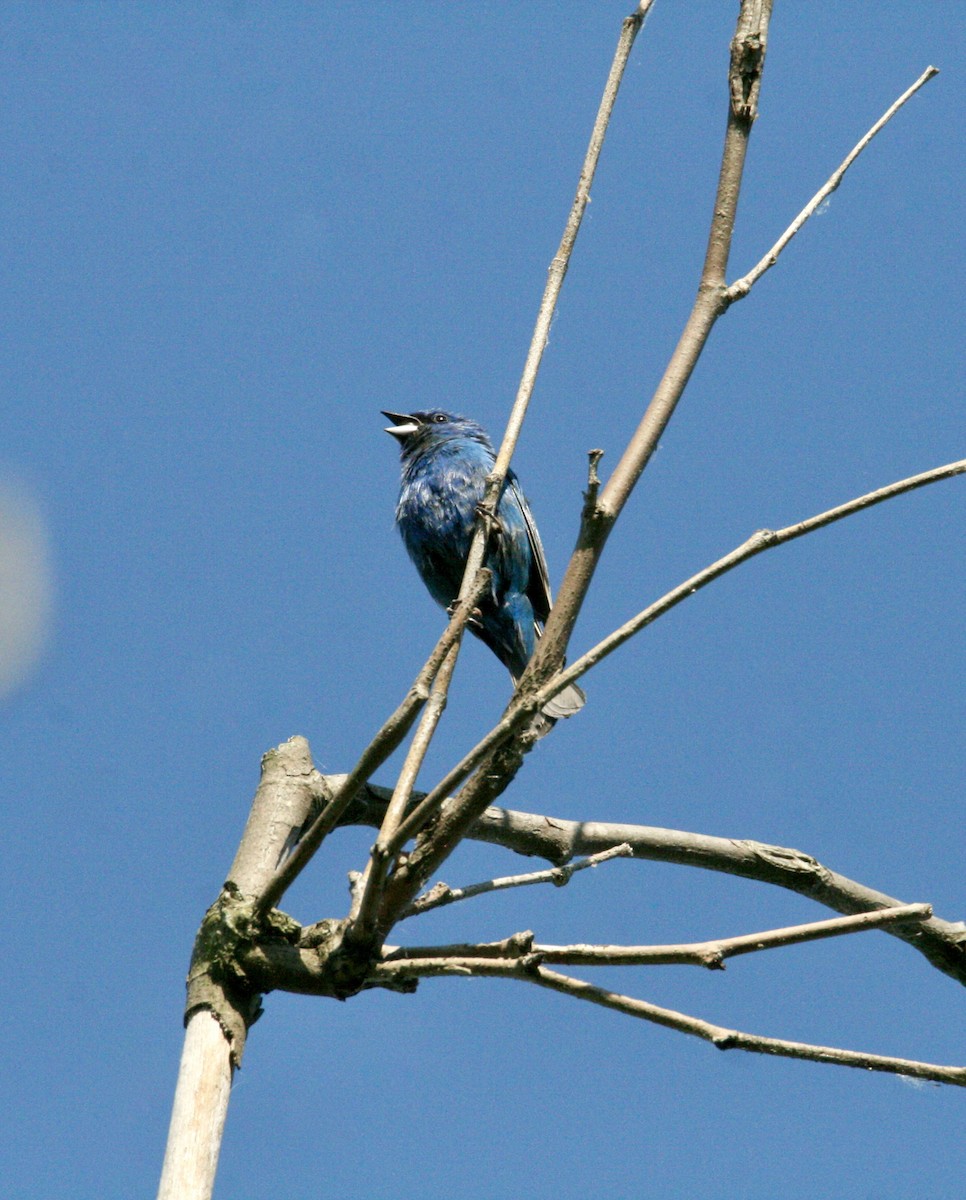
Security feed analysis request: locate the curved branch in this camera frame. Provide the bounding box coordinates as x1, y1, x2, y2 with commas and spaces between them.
338, 782, 966, 988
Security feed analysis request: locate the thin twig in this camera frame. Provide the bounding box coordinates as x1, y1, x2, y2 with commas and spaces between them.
728, 67, 939, 300
402, 843, 633, 918
347, 634, 466, 940
530, 458, 966, 713
369, 957, 966, 1086
443, 1, 652, 621
382, 932, 536, 963
532, 904, 933, 967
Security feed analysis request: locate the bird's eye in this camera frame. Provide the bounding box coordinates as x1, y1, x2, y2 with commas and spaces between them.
432, 413, 447, 424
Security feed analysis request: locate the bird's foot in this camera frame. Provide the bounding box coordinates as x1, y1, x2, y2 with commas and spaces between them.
475, 503, 505, 541
447, 600, 484, 631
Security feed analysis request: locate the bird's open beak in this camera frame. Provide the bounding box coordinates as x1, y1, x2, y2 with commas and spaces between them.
382, 410, 421, 440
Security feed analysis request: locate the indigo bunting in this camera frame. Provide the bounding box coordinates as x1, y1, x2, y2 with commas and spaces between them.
383, 409, 584, 721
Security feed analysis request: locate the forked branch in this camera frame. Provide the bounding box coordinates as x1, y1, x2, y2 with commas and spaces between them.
384, 904, 933, 968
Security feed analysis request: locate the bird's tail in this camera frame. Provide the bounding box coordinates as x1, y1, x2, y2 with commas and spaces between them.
540, 679, 586, 720
509, 661, 586, 723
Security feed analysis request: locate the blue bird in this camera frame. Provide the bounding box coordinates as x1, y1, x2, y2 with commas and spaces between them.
383, 409, 585, 721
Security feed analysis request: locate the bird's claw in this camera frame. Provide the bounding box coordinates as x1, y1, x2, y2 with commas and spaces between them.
447, 600, 484, 631
476, 503, 505, 540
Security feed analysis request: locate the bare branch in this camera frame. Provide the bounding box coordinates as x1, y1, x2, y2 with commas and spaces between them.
527, 0, 774, 691
346, 603, 477, 942
381, 906, 930, 974
160, 737, 321, 1199
382, 932, 537, 963
374, 3, 778, 928
531, 904, 933, 967
401, 843, 633, 918
531, 458, 966, 710
380, 905, 930, 970
354, 3, 652, 919
445, 1, 653, 644
527, 967, 966, 1087
728, 66, 940, 301
367, 957, 965, 1085
378, 706, 531, 859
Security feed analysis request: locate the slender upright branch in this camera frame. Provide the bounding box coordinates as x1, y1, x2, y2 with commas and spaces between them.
446, 2, 652, 622
345, 570, 493, 941
253, 574, 490, 916
528, 0, 773, 684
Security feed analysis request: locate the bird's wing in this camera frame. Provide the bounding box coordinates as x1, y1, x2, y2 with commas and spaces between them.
507, 472, 553, 625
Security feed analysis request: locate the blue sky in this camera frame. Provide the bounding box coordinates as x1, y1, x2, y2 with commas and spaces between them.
1, 5, 963, 1198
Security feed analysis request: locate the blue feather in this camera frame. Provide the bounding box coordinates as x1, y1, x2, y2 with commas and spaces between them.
383, 409, 584, 721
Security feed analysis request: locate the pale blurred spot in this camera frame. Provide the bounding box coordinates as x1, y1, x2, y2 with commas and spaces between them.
0, 481, 53, 699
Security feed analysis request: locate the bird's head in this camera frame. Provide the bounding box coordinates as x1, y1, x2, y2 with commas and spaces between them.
382, 410, 493, 459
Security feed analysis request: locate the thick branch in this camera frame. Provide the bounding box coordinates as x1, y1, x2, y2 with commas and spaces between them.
338, 782, 966, 988
160, 737, 320, 1200
527, 0, 773, 687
